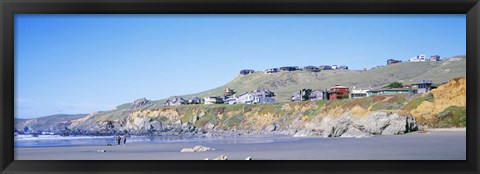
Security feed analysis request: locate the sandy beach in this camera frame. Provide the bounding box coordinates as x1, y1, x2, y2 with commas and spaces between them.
15, 130, 466, 160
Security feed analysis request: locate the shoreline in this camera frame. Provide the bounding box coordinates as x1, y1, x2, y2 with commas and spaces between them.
15, 130, 466, 160
425, 127, 466, 131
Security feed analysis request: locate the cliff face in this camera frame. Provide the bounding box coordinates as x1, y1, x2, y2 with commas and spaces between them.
410, 78, 466, 127
63, 98, 418, 138
18, 78, 466, 138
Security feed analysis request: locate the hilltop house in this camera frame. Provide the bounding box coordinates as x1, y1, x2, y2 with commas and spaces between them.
370, 65, 385, 70
387, 59, 402, 65
319, 65, 333, 70
331, 65, 338, 70
265, 68, 279, 74
164, 96, 187, 106
430, 55, 441, 61
337, 65, 348, 70
240, 69, 255, 75
409, 54, 427, 62
304, 66, 320, 72
279, 66, 300, 72
204, 96, 224, 104
411, 80, 433, 94
325, 85, 350, 100
187, 96, 203, 104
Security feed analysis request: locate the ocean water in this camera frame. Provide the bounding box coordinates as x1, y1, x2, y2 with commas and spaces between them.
14, 134, 297, 148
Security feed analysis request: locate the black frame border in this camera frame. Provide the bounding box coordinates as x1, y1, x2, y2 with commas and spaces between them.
1, 0, 479, 174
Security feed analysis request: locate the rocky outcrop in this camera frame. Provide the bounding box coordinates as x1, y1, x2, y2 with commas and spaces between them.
213, 155, 228, 160
180, 145, 215, 152
295, 111, 418, 138
129, 98, 151, 110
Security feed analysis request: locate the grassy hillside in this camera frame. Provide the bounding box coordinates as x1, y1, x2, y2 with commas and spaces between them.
147, 57, 465, 107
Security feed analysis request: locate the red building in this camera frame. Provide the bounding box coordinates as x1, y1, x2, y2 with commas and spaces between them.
326, 85, 350, 100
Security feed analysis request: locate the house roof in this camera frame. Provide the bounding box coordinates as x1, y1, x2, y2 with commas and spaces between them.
368, 88, 411, 92
331, 86, 349, 89
411, 82, 433, 85
382, 88, 411, 91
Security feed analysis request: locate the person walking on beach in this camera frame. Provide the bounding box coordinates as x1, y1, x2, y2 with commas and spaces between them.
122, 135, 127, 146
116, 135, 121, 146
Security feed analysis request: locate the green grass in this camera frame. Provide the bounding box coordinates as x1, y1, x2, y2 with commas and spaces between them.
194, 114, 217, 128
402, 96, 428, 111
436, 106, 466, 128
258, 103, 284, 115
223, 114, 245, 129
370, 95, 407, 111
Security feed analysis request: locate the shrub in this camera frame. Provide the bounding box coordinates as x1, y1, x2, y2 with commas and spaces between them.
425, 93, 434, 102
402, 96, 427, 111
435, 106, 466, 128
383, 82, 403, 88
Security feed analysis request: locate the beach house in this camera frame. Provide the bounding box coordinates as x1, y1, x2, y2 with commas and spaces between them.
235, 87, 276, 104
382, 88, 412, 95
204, 96, 224, 104
309, 90, 324, 100
224, 94, 240, 104
366, 88, 412, 96
325, 85, 350, 100
163, 96, 187, 106
411, 80, 433, 94
187, 96, 203, 104
224, 88, 236, 97
351, 88, 369, 99
291, 89, 312, 101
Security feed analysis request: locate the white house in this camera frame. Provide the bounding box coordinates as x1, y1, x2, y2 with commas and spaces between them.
253, 96, 276, 104
430, 55, 441, 61
237, 92, 255, 104
235, 91, 276, 104
409, 54, 427, 62
204, 97, 223, 104
351, 88, 370, 99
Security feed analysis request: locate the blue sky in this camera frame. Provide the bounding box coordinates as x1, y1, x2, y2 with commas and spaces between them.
14, 14, 466, 118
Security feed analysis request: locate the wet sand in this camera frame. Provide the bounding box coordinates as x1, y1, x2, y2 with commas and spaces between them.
15, 130, 466, 160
